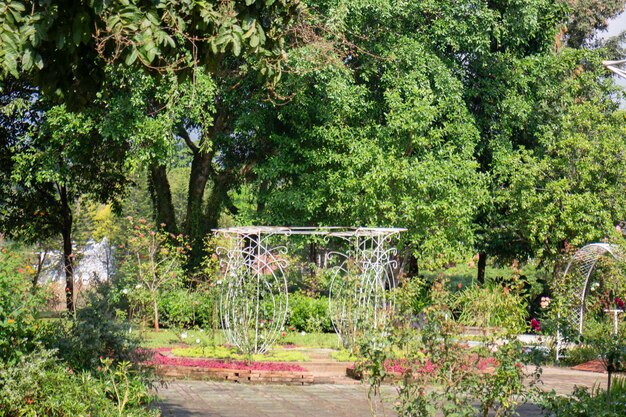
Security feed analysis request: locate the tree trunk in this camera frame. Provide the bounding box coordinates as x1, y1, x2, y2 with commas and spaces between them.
257, 180, 268, 215
185, 150, 212, 261
205, 173, 233, 231
153, 296, 160, 332
405, 250, 419, 278
477, 252, 487, 284
60, 185, 74, 312
31, 249, 48, 294
149, 162, 177, 234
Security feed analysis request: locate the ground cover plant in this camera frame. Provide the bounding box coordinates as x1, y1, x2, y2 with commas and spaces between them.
170, 346, 310, 362
149, 349, 307, 373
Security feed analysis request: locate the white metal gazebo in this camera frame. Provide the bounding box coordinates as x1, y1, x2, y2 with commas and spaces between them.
212, 226, 406, 353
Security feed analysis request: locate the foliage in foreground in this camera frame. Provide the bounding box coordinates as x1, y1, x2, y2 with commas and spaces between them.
356, 279, 542, 417
0, 350, 157, 417
0, 246, 157, 416
540, 378, 626, 417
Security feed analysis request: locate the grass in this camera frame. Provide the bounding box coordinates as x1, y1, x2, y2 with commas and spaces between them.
331, 349, 357, 362
170, 345, 310, 362
140, 328, 342, 350
139, 328, 227, 348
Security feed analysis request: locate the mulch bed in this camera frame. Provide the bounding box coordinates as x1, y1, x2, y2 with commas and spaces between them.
571, 359, 606, 373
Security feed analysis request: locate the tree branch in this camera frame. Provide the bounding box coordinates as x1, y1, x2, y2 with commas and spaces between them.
178, 125, 199, 154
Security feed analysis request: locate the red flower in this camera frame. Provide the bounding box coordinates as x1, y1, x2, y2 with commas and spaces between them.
530, 318, 541, 332
615, 297, 625, 309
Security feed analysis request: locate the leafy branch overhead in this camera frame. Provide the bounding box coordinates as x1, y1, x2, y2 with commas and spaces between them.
0, 0, 304, 101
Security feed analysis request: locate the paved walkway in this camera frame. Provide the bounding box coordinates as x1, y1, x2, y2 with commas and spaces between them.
155, 367, 608, 417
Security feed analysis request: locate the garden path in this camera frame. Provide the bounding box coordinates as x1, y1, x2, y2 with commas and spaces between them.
155, 366, 607, 417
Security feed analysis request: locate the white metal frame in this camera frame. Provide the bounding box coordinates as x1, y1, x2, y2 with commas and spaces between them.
556, 243, 625, 359
213, 226, 406, 353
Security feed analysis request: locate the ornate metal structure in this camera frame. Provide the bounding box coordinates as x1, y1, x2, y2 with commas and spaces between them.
556, 243, 626, 359
214, 227, 290, 354
326, 228, 404, 348
603, 60, 626, 79
213, 226, 406, 354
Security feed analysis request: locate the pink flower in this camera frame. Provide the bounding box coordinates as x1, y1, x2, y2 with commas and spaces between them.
615, 297, 625, 309
530, 318, 541, 332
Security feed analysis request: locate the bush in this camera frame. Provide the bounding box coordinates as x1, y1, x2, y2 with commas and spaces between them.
454, 284, 528, 333
287, 292, 333, 333
158, 287, 215, 329
560, 345, 598, 367
0, 248, 43, 364
0, 349, 157, 417
42, 284, 144, 371
540, 380, 626, 417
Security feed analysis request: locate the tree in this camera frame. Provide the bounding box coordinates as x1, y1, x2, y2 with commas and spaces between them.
563, 0, 626, 48
0, 0, 304, 103
245, 0, 492, 269
0, 90, 130, 311
120, 219, 186, 331
96, 65, 261, 268
488, 49, 626, 272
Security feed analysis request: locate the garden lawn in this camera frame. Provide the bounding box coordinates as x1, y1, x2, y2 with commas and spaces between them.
141, 328, 341, 349
171, 346, 310, 362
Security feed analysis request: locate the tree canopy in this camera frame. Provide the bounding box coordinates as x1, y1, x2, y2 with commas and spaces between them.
2, 0, 626, 296
0, 0, 303, 103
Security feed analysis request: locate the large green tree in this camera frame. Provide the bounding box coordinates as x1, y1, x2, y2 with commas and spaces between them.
486, 50, 626, 273
244, 0, 495, 269
0, 85, 129, 311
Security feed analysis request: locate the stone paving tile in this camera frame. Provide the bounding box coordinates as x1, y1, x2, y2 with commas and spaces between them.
156, 366, 608, 417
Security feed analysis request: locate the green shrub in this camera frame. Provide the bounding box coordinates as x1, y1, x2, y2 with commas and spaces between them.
42, 284, 144, 371
158, 287, 214, 328
0, 349, 157, 417
540, 380, 626, 417
454, 284, 528, 333
0, 248, 43, 364
560, 345, 598, 367
287, 292, 333, 333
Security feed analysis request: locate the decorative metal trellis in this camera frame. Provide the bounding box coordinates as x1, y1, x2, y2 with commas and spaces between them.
213, 226, 406, 354
603, 60, 626, 79
326, 228, 403, 348
556, 243, 626, 359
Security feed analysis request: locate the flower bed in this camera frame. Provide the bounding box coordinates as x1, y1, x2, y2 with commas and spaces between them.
147, 348, 315, 384
149, 348, 307, 371
347, 356, 499, 380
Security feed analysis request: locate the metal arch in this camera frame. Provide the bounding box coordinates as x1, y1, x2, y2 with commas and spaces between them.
556, 243, 626, 359
215, 229, 289, 355
560, 243, 626, 334
213, 226, 406, 353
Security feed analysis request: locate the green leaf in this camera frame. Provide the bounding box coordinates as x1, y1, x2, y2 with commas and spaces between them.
232, 37, 241, 56
249, 34, 259, 48
21, 48, 33, 70
125, 48, 138, 65
33, 53, 43, 70
9, 1, 25, 12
